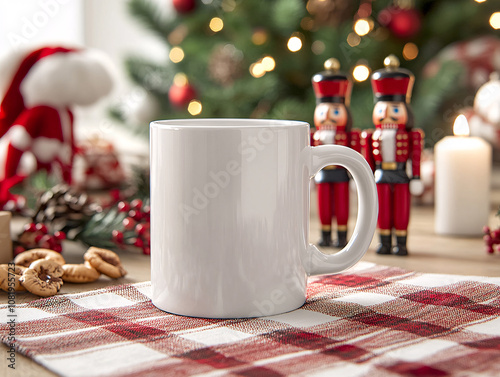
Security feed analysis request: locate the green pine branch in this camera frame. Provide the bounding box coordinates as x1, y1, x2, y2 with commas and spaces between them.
127, 0, 176, 40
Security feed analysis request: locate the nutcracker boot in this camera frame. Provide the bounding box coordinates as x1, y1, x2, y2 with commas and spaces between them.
375, 230, 392, 255
393, 231, 408, 256
318, 226, 332, 247
333, 226, 348, 248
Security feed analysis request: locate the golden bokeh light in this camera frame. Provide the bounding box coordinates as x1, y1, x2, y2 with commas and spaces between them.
311, 40, 325, 55
261, 56, 276, 71
169, 47, 184, 63
173, 73, 188, 86
287, 35, 303, 52
490, 12, 500, 29
352, 64, 371, 82
347, 32, 361, 47
251, 29, 268, 45
300, 17, 315, 31
209, 17, 224, 32
250, 63, 266, 78
402, 43, 419, 60
188, 100, 202, 116
354, 19, 371, 36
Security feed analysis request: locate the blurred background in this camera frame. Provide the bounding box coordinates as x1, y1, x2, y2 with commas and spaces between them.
1, 0, 499, 147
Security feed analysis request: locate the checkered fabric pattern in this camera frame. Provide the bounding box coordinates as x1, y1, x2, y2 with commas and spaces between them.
2, 261, 500, 377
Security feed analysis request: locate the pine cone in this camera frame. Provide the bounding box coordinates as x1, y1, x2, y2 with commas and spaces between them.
32, 184, 100, 233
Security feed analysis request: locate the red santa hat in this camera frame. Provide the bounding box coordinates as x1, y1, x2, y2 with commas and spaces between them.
0, 47, 77, 138
312, 58, 352, 106
371, 54, 414, 104
0, 46, 114, 138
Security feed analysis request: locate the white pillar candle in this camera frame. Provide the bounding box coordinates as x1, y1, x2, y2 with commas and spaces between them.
435, 115, 492, 236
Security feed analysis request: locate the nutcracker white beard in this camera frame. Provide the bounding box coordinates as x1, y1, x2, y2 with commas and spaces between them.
376, 128, 397, 162
314, 129, 336, 145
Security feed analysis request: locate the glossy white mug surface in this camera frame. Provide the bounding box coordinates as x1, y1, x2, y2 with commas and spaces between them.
150, 119, 377, 318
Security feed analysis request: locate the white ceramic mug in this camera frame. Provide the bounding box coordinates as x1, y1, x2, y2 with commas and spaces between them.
150, 119, 377, 318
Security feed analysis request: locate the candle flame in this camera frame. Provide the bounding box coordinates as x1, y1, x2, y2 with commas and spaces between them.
453, 115, 470, 136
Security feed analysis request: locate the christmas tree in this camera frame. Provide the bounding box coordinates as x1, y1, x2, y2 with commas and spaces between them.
113, 0, 499, 144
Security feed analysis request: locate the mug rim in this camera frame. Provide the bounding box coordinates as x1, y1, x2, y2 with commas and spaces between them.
150, 118, 309, 129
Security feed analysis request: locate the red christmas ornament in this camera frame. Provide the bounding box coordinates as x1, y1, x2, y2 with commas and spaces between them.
168, 81, 197, 108
172, 0, 196, 14
378, 6, 421, 39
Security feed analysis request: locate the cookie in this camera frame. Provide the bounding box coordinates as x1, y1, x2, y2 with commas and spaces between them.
0, 264, 27, 292
62, 263, 101, 283
13, 248, 66, 267
20, 259, 64, 297
84, 247, 127, 279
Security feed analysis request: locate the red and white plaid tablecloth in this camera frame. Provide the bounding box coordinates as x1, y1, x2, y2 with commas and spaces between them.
2, 261, 500, 377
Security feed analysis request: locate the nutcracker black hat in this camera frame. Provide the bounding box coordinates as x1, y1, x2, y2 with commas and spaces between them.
371, 54, 414, 104
312, 58, 352, 106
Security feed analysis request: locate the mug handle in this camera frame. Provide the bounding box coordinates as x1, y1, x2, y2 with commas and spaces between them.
303, 145, 378, 276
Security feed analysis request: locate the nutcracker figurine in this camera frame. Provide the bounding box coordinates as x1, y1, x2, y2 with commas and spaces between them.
361, 55, 424, 256
312, 58, 361, 247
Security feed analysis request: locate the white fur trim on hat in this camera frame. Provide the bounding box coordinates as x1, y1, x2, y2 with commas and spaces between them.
20, 49, 115, 108
6, 124, 32, 151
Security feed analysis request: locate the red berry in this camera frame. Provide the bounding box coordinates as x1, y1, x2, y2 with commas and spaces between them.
24, 223, 37, 232
143, 205, 150, 215
130, 199, 143, 210
129, 209, 143, 221
484, 235, 493, 245
135, 223, 147, 236
35, 223, 48, 233
54, 231, 66, 240
123, 217, 136, 230
493, 229, 500, 240
112, 230, 124, 243
34, 234, 43, 243
118, 201, 131, 212
53, 244, 63, 253
142, 247, 150, 255
483, 226, 491, 234
134, 238, 144, 248
14, 246, 26, 255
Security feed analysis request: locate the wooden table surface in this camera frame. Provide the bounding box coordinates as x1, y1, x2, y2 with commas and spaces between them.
2, 185, 500, 376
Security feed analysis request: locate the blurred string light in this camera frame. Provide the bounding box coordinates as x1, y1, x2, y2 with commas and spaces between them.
250, 56, 276, 78
261, 56, 276, 71
300, 17, 315, 31
250, 63, 266, 78
221, 0, 237, 12
311, 40, 325, 55
188, 100, 202, 116
169, 46, 184, 63
251, 29, 268, 45
287, 32, 304, 52
173, 72, 188, 86
490, 12, 500, 29
347, 32, 361, 47
353, 18, 373, 36
402, 43, 419, 60
474, 0, 486, 3
209, 17, 224, 32
352, 63, 371, 82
